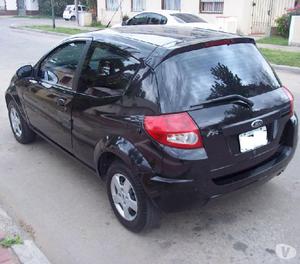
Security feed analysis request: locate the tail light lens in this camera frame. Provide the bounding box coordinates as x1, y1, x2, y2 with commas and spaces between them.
144, 113, 203, 149
283, 86, 294, 116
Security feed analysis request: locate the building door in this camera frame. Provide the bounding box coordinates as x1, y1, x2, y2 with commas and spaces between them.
251, 0, 274, 34
17, 0, 26, 16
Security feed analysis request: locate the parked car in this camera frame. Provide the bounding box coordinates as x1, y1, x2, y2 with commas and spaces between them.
63, 4, 87, 20
5, 26, 298, 232
113, 10, 219, 30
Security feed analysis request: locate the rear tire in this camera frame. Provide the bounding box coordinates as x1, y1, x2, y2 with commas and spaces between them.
106, 160, 160, 233
8, 101, 35, 144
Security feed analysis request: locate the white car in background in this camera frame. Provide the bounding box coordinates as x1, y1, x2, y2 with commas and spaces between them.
63, 4, 87, 21
113, 10, 219, 30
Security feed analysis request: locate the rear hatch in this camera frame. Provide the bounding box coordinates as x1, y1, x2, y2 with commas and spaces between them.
155, 40, 292, 179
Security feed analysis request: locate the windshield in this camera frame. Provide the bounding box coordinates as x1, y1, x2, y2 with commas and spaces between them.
155, 43, 281, 113
171, 13, 207, 23
66, 5, 73, 11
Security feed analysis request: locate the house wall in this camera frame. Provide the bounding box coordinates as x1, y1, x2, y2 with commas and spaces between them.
0, 0, 38, 13
289, 15, 300, 46
97, 0, 295, 34
25, 0, 39, 11
6, 0, 17, 10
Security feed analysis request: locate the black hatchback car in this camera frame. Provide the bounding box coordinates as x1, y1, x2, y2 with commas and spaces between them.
5, 26, 298, 232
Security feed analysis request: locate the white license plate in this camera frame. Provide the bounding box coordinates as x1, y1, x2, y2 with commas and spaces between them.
239, 126, 268, 153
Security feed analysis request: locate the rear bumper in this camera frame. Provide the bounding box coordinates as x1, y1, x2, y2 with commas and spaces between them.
146, 115, 298, 211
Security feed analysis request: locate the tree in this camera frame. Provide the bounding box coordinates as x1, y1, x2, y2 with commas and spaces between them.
38, 0, 74, 17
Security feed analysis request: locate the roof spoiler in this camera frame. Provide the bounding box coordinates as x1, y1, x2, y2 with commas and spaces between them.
161, 37, 256, 63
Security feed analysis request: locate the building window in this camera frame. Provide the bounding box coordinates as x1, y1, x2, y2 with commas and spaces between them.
162, 0, 181, 11
200, 0, 224, 14
132, 0, 146, 11
106, 0, 119, 11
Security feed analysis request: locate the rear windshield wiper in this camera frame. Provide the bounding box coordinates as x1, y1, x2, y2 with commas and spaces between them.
190, 94, 254, 109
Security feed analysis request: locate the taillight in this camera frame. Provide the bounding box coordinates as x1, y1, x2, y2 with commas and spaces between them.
144, 113, 203, 149
283, 86, 294, 116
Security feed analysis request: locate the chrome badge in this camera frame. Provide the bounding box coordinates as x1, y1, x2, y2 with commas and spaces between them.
251, 119, 263, 129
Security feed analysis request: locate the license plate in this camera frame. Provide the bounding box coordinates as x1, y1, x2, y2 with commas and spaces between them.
239, 126, 268, 153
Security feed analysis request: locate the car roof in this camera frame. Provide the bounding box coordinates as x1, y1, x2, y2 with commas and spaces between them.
68, 25, 254, 68
137, 10, 180, 16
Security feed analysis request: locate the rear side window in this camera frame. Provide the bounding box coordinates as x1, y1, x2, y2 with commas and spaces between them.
155, 43, 281, 112
171, 13, 207, 23
78, 42, 140, 97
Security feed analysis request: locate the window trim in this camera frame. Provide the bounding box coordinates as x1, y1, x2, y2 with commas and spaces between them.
76, 40, 142, 97
199, 0, 224, 14
35, 39, 91, 92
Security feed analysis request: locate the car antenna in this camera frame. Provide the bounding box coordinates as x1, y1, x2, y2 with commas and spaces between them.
106, 0, 124, 28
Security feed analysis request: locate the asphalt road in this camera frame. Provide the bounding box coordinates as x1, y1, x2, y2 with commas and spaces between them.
0, 17, 299, 264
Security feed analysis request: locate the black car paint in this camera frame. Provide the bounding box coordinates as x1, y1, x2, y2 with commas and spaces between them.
5, 26, 298, 211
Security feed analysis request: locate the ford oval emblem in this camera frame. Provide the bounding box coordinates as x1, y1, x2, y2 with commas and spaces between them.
251, 119, 263, 129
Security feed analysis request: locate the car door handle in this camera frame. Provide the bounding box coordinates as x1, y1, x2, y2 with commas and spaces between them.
56, 98, 67, 107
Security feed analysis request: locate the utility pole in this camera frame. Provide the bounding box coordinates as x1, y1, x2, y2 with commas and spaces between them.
75, 0, 79, 26
51, 0, 55, 29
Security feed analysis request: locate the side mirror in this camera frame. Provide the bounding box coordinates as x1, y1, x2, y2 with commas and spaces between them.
122, 20, 128, 26
16, 65, 34, 79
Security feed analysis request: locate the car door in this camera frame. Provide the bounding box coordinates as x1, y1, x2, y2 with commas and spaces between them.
22, 40, 88, 152
71, 41, 141, 168
147, 13, 167, 25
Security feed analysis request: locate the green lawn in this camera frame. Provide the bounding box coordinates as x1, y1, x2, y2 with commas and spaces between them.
256, 36, 289, 46
259, 48, 300, 67
25, 25, 90, 35
90, 21, 106, 28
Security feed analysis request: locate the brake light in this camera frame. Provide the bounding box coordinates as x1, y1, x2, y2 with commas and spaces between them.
283, 86, 294, 116
144, 113, 203, 149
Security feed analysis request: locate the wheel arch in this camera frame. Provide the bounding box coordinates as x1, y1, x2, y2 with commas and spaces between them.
95, 136, 153, 180
5, 92, 27, 120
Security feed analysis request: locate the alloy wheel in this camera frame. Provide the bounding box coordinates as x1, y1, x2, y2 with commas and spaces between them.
110, 173, 138, 221
10, 107, 22, 138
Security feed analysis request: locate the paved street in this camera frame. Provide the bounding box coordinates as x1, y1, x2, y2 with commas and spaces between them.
0, 17, 300, 264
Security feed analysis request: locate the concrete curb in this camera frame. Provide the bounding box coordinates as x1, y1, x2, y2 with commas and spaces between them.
0, 207, 51, 264
272, 64, 300, 74
13, 240, 51, 264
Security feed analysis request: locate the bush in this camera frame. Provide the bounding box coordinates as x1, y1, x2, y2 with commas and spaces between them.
275, 14, 291, 38
122, 15, 129, 22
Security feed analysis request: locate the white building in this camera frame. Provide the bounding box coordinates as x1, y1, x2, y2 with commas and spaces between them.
0, 0, 39, 15
97, 0, 297, 35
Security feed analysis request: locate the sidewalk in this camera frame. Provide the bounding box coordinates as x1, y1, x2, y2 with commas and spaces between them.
257, 43, 300, 52
0, 206, 50, 264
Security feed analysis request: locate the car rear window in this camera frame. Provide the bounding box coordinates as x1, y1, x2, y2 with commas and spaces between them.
155, 43, 281, 113
170, 13, 207, 23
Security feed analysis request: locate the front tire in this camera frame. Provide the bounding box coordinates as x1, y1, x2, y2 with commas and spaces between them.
70, 16, 76, 21
107, 160, 160, 232
8, 101, 35, 144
